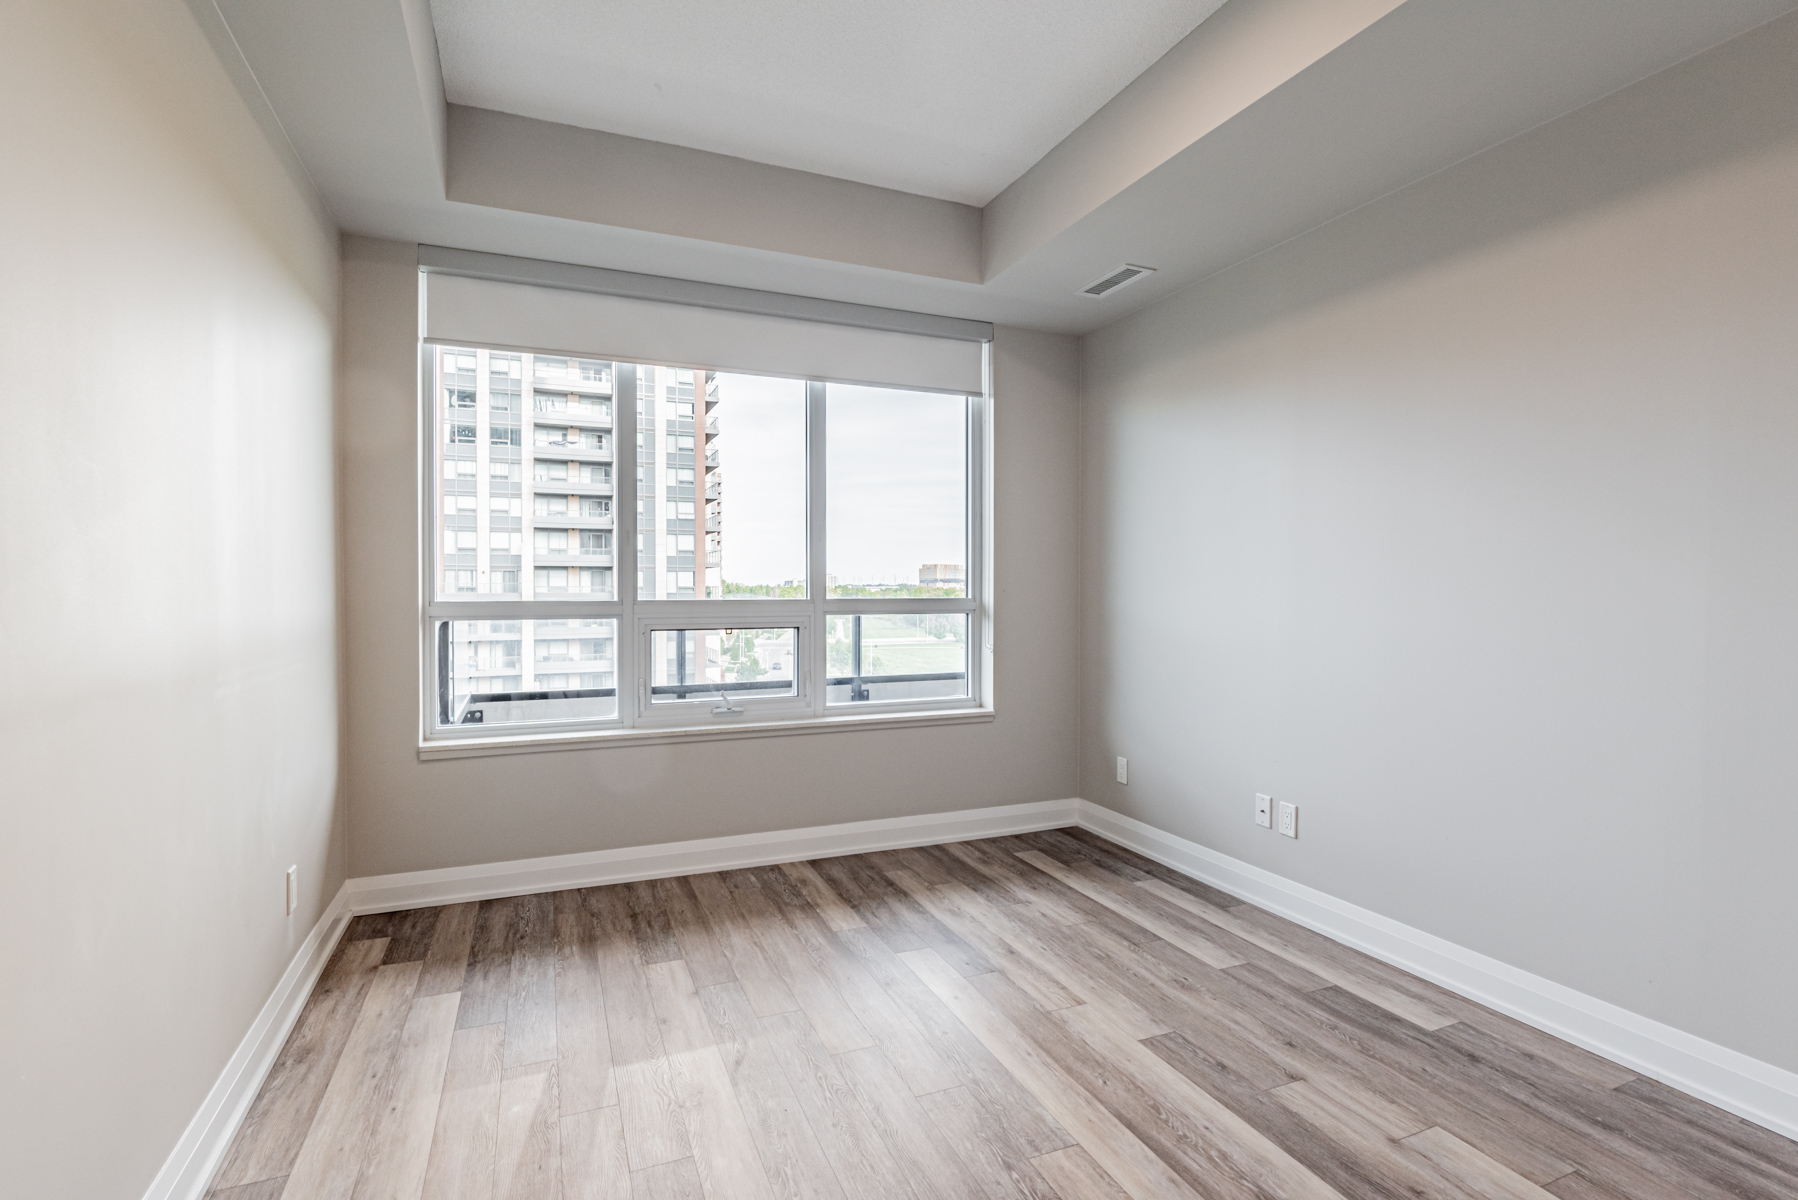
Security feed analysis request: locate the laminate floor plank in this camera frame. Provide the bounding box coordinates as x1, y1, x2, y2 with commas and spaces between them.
381, 907, 445, 965
1018, 830, 1150, 879
687, 870, 802, 1019
1614, 1075, 1798, 1180
585, 885, 692, 1172
1542, 1171, 1635, 1200
759, 1007, 928, 1200
919, 1084, 1066, 1200
1429, 1020, 1798, 1200
838, 1045, 989, 1200
1152, 1035, 1443, 1200
1008, 980, 1344, 1200
758, 870, 961, 1096
1451, 1006, 1636, 1092
777, 860, 866, 932
983, 837, 1167, 944
556, 888, 617, 1115
283, 960, 423, 1200
1014, 852, 1245, 970
1178, 961, 1589, 1186
352, 990, 460, 1200
216, 835, 1798, 1200
207, 1180, 290, 1200
417, 903, 479, 997
1291, 982, 1736, 1200
857, 851, 997, 977
1228, 901, 1501, 1029
1057, 828, 1245, 910
420, 1023, 504, 1200
1401, 1126, 1560, 1200
645, 958, 779, 1200
1042, 927, 1298, 1093
697, 980, 848, 1200
810, 854, 930, 953
653, 875, 738, 988
1265, 1078, 1481, 1200
563, 1106, 633, 1200
901, 947, 1206, 1200
505, 891, 558, 1069
495, 1060, 561, 1200
940, 841, 1090, 926
832, 925, 1075, 1159
723, 869, 875, 1056
1029, 1146, 1132, 1200
981, 901, 1192, 1041
885, 869, 1084, 1015
458, 897, 519, 1029
631, 1158, 706, 1200
626, 880, 684, 966
212, 937, 389, 1189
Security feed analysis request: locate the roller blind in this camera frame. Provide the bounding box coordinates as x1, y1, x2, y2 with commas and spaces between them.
423, 272, 986, 395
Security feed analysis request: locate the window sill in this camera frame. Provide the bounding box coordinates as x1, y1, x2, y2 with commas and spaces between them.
417, 705, 995, 761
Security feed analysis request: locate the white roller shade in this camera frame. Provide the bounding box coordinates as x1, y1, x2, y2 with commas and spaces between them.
425, 273, 985, 395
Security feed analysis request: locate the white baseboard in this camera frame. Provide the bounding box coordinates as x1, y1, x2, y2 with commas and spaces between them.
141, 883, 354, 1200
1075, 800, 1798, 1143
343, 798, 1082, 915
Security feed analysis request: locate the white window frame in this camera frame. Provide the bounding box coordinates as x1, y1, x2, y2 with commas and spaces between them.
419, 345, 992, 757
633, 614, 814, 727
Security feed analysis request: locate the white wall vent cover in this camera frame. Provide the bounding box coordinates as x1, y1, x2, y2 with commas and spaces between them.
1080, 264, 1156, 297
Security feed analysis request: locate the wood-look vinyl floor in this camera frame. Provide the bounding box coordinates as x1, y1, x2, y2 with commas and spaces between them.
207, 830, 1798, 1200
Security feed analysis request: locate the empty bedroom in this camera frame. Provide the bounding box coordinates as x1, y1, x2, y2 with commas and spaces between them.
4, 1, 1797, 1198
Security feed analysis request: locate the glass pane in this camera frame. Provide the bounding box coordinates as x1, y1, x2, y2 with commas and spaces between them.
438, 618, 617, 727
826, 613, 968, 705
638, 368, 807, 600
827, 385, 967, 597
433, 345, 613, 600
650, 628, 798, 703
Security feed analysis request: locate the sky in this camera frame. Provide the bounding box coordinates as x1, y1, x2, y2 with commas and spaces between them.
711, 375, 966, 589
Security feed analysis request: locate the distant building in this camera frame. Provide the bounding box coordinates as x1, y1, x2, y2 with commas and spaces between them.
919, 563, 965, 586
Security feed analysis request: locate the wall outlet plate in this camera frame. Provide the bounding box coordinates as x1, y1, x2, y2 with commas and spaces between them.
286, 865, 298, 915
1278, 802, 1298, 838
1116, 756, 1128, 784
1255, 794, 1272, 828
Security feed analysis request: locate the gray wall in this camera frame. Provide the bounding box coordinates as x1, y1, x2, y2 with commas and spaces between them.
0, 1, 345, 1196
340, 236, 1080, 877
1081, 14, 1798, 1073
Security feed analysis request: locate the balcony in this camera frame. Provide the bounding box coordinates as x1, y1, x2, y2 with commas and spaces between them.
534, 551, 614, 567
533, 445, 613, 464
532, 477, 613, 496
533, 405, 612, 429
533, 513, 613, 530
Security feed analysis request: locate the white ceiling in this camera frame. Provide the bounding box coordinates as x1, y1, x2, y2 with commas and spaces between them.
427, 0, 1228, 205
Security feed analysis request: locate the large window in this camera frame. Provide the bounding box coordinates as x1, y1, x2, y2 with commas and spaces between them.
425, 345, 984, 742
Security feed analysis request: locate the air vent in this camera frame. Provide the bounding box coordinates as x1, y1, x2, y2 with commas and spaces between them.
1080, 264, 1156, 297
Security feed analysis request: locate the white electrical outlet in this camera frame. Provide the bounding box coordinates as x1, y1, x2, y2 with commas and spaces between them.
1115, 756, 1129, 784
1278, 802, 1298, 838
1255, 794, 1272, 828
286, 865, 298, 916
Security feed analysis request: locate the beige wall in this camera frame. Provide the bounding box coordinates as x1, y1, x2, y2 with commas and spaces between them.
340, 236, 1080, 877
0, 1, 344, 1196
1081, 14, 1798, 1073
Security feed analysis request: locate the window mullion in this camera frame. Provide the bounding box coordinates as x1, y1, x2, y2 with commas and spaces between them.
807, 379, 827, 717
616, 363, 639, 727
